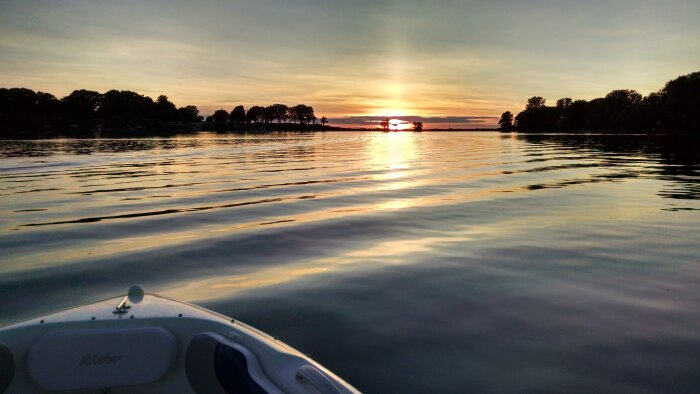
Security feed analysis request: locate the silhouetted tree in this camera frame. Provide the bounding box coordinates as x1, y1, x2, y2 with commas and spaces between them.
320, 116, 328, 126
380, 118, 390, 131
245, 106, 265, 124
177, 105, 202, 123
583, 98, 607, 130
553, 98, 573, 129
288, 104, 315, 124
153, 95, 178, 122
278, 105, 291, 123
98, 90, 153, 128
605, 89, 642, 111
515, 97, 558, 132
264, 104, 289, 123
661, 71, 700, 131
601, 90, 642, 130
36, 92, 62, 120
565, 100, 589, 131
211, 109, 229, 124
526, 96, 546, 110
0, 88, 58, 131
642, 92, 666, 130
498, 111, 513, 131
556, 98, 573, 109
62, 89, 102, 127
413, 121, 423, 131
230, 105, 246, 125
263, 106, 274, 124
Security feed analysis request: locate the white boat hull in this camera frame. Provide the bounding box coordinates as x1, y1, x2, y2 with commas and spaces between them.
0, 291, 360, 393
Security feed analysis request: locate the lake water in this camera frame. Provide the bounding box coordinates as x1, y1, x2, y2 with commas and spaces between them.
1, 132, 700, 393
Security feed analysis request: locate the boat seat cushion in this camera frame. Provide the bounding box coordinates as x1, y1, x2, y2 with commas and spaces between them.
215, 342, 268, 394
0, 344, 13, 393
186, 332, 267, 394
26, 327, 176, 391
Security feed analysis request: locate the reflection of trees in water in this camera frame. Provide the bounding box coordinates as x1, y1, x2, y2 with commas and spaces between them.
0, 132, 318, 157
517, 134, 700, 201
0, 139, 203, 157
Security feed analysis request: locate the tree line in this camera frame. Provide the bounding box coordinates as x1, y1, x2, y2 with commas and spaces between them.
499, 71, 699, 133
0, 88, 203, 134
0, 88, 331, 136
206, 104, 327, 127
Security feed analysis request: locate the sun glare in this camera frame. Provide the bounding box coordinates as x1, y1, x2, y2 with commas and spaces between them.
389, 118, 410, 131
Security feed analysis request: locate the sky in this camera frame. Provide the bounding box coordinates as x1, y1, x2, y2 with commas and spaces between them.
0, 0, 698, 128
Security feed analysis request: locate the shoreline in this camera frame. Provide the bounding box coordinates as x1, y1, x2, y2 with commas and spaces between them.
1, 129, 698, 140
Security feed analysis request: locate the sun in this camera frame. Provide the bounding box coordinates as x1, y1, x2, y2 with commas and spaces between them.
388, 118, 410, 130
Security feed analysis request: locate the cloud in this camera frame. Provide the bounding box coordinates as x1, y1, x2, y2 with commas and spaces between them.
1, 0, 698, 119
329, 115, 497, 126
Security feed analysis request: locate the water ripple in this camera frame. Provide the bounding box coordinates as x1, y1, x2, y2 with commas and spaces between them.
1, 132, 700, 393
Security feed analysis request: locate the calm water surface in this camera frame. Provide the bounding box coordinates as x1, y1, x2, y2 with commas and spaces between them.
1, 132, 700, 393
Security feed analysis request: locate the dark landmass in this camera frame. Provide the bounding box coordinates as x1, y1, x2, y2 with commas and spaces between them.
2, 70, 697, 138
203, 123, 343, 133
0, 89, 335, 138
499, 71, 699, 133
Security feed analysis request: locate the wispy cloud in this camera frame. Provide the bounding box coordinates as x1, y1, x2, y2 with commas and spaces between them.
329, 115, 498, 129
1, 0, 698, 118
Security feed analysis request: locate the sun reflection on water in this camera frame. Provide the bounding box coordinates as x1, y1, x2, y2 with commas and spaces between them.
367, 132, 418, 172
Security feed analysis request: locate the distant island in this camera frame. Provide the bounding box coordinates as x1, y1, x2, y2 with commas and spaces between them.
499, 71, 699, 133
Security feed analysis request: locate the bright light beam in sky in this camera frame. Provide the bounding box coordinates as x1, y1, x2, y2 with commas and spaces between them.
0, 0, 698, 127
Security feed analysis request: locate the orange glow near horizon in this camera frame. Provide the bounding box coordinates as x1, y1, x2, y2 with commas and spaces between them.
1, 1, 697, 128
366, 106, 411, 118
